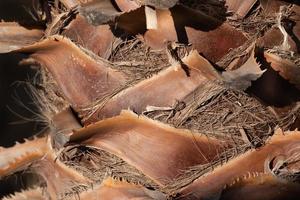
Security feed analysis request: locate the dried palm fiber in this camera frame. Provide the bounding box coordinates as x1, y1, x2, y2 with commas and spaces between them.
227, 3, 275, 37
257, 2, 300, 53
12, 35, 222, 123
82, 50, 221, 124
76, 177, 166, 200
114, 4, 248, 63
0, 22, 44, 53
59, 145, 160, 189
219, 173, 300, 200
9, 33, 221, 124
69, 110, 231, 186
145, 82, 299, 147
220, 1, 298, 69
176, 129, 300, 199
1, 0, 300, 199
108, 37, 170, 81
3, 177, 165, 200
145, 46, 299, 146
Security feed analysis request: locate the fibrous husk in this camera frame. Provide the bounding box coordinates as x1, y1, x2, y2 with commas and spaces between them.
60, 145, 159, 190
0, 137, 48, 178
71, 177, 166, 200
69, 110, 231, 186
178, 129, 300, 199
0, 135, 90, 199
145, 80, 299, 148
220, 173, 300, 200
82, 50, 220, 124
15, 35, 127, 108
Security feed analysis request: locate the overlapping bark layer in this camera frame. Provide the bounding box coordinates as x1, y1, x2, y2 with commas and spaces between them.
70, 110, 231, 186
180, 130, 300, 199
0, 0, 300, 199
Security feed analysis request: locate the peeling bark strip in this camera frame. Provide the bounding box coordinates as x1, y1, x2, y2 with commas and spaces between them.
16, 35, 127, 108
51, 107, 82, 147
222, 46, 265, 90
225, 0, 257, 18
63, 15, 118, 59
0, 137, 48, 177
70, 110, 230, 186
79, 178, 166, 200
0, 135, 90, 199
0, 22, 44, 53
180, 130, 300, 199
264, 52, 300, 90
0, 108, 81, 178
85, 50, 220, 123
116, 5, 247, 62
143, 5, 248, 62
220, 173, 300, 200
32, 142, 90, 199
3, 188, 45, 200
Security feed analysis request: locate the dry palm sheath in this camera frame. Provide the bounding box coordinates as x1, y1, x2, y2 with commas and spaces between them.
1, 0, 300, 199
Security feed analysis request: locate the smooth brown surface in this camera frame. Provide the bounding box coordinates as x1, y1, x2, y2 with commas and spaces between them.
0, 22, 43, 53
220, 173, 300, 200
180, 130, 300, 199
71, 110, 230, 185
264, 52, 300, 90
85, 50, 220, 123
79, 178, 165, 200
144, 6, 247, 62
116, 5, 247, 62
63, 15, 118, 59
17, 35, 127, 108
257, 28, 299, 53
